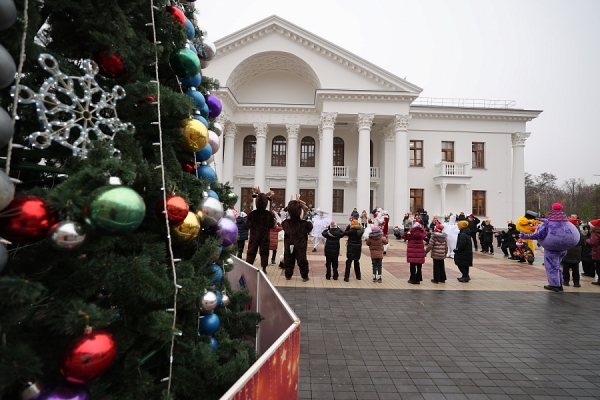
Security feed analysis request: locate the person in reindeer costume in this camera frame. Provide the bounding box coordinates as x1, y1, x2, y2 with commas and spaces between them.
245, 187, 275, 272
515, 210, 542, 255
520, 203, 580, 292
282, 195, 314, 281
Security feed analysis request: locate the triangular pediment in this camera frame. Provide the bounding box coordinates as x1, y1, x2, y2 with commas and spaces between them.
211, 15, 422, 99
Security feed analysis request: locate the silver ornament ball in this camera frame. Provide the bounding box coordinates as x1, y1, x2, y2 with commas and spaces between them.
48, 220, 87, 250
221, 290, 230, 307
0, 170, 14, 211
0, 106, 14, 149
199, 290, 218, 312
212, 122, 223, 136
200, 39, 216, 61
224, 257, 234, 269
200, 59, 210, 69
197, 196, 223, 228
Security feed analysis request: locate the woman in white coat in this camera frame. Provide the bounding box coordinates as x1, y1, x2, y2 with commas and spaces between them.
443, 215, 460, 258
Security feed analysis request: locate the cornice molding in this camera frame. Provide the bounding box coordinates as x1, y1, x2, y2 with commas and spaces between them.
214, 16, 422, 94
410, 106, 541, 122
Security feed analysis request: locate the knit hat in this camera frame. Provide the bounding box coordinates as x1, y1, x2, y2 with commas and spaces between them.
568, 217, 578, 226
413, 222, 420, 228
547, 206, 568, 222
552, 203, 563, 211
351, 219, 360, 227
330, 221, 338, 228
590, 219, 600, 228
372, 226, 381, 233
434, 223, 443, 233
458, 221, 468, 230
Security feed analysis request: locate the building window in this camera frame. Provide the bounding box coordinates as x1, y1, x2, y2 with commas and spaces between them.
271, 136, 286, 167
410, 189, 424, 214
472, 190, 486, 216
333, 137, 344, 166
300, 136, 315, 167
472, 142, 485, 168
242, 136, 256, 166
241, 187, 253, 214
410, 140, 423, 166
270, 188, 286, 211
333, 189, 344, 213
299, 189, 315, 209
441, 141, 454, 162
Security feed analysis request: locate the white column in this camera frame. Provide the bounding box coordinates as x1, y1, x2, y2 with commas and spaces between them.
464, 183, 472, 215
285, 124, 300, 200
393, 115, 411, 226
317, 124, 323, 206
356, 113, 375, 216
213, 112, 229, 180
222, 123, 236, 185
382, 126, 396, 215
318, 113, 336, 215
512, 132, 530, 221
440, 183, 447, 217
253, 123, 268, 192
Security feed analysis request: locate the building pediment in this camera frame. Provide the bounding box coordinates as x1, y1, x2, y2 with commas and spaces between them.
211, 15, 422, 103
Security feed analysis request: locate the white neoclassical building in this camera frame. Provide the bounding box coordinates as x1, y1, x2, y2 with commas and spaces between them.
209, 16, 542, 227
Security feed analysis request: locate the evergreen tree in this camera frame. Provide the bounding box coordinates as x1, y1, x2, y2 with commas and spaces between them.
0, 1, 261, 399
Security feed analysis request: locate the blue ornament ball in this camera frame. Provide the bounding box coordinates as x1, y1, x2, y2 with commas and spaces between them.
212, 289, 222, 306
206, 190, 219, 200
186, 41, 198, 55
210, 337, 218, 352
184, 18, 195, 40
208, 263, 223, 286
197, 165, 216, 184
179, 73, 201, 89
192, 114, 209, 128
185, 89, 206, 110
195, 143, 213, 162
198, 314, 220, 335
200, 103, 209, 119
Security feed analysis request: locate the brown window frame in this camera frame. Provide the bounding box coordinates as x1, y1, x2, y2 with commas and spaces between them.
410, 140, 424, 166
299, 189, 315, 209
242, 136, 256, 166
241, 187, 254, 214
332, 189, 344, 213
300, 136, 315, 167
410, 188, 424, 214
472, 142, 485, 168
271, 136, 287, 167
269, 188, 286, 211
333, 137, 344, 166
472, 190, 486, 216
441, 141, 454, 162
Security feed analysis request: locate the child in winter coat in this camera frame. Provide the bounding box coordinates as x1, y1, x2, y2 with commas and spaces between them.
236, 212, 249, 258
366, 226, 388, 283
269, 211, 283, 267
343, 219, 364, 282
401, 222, 426, 284
425, 225, 447, 283
587, 220, 600, 284
454, 220, 473, 282
322, 221, 345, 280
360, 210, 368, 228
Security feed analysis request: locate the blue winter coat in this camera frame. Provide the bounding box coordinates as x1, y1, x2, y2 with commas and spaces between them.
236, 216, 249, 240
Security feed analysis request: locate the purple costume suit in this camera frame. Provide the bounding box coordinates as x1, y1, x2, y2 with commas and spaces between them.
520, 205, 580, 287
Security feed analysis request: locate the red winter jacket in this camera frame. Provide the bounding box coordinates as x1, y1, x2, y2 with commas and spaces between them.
587, 228, 600, 261
402, 225, 426, 264
269, 222, 282, 251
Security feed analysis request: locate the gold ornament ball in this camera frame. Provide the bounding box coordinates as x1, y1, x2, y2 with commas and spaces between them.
170, 211, 200, 243
179, 118, 208, 152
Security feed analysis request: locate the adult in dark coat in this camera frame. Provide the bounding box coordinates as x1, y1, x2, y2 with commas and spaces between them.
454, 221, 473, 282
586, 220, 600, 284
246, 188, 275, 271
481, 220, 495, 254
501, 223, 519, 259
343, 219, 364, 281
561, 218, 584, 287
581, 225, 594, 277
282, 198, 313, 281
402, 222, 426, 284
467, 214, 481, 250
322, 221, 345, 280
236, 212, 249, 258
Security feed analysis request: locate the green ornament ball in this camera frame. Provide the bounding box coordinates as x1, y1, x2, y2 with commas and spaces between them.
170, 48, 201, 79
84, 185, 146, 235
226, 191, 238, 203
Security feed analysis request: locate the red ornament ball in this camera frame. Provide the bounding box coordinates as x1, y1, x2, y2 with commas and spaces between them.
156, 195, 189, 226
94, 51, 125, 78
0, 196, 57, 242
181, 161, 196, 173
60, 330, 118, 384
166, 6, 186, 26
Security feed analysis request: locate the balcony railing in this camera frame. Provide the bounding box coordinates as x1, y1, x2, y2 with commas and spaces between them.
333, 166, 349, 178
413, 97, 516, 109
435, 162, 469, 177
370, 167, 380, 180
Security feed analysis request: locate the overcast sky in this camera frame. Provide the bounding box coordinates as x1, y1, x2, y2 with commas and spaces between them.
196, 0, 600, 186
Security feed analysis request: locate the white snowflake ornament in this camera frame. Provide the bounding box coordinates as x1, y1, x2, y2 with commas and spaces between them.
11, 54, 135, 158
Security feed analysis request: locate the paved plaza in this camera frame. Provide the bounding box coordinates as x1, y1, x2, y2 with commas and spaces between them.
247, 238, 600, 399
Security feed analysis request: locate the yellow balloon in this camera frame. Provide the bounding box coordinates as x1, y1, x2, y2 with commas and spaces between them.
170, 211, 200, 243
179, 118, 208, 152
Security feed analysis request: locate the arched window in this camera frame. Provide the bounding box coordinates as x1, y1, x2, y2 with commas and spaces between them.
271, 136, 287, 166
243, 135, 256, 166
300, 136, 315, 167
370, 140, 373, 167
333, 137, 344, 166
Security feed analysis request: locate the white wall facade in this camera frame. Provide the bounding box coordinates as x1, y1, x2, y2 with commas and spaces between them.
209, 16, 541, 228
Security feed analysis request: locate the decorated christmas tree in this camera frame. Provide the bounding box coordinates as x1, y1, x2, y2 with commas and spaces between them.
0, 1, 261, 399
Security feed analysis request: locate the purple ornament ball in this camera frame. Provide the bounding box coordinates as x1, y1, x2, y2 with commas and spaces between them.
217, 217, 238, 247
206, 94, 222, 119
208, 130, 220, 154
35, 383, 91, 400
